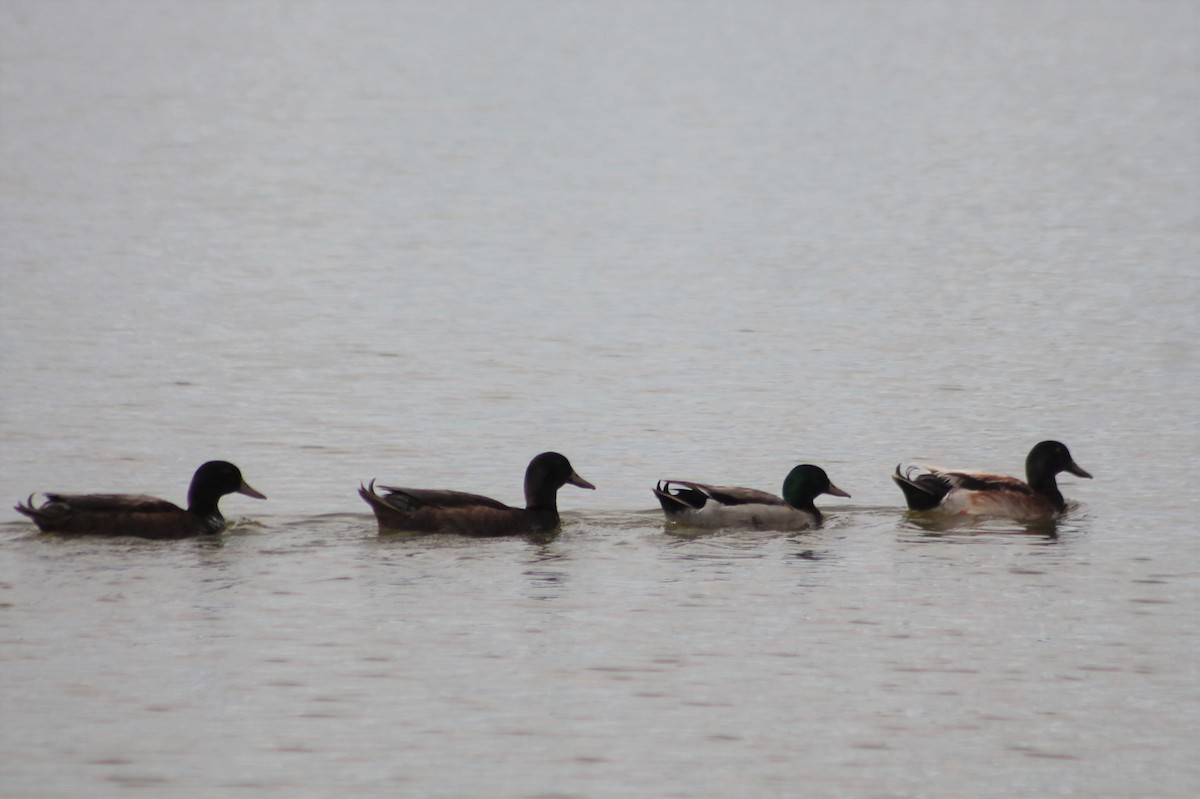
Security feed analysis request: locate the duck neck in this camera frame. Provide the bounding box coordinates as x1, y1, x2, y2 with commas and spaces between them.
1026, 464, 1065, 511
525, 484, 559, 513
187, 486, 224, 521
782, 475, 821, 519
785, 494, 820, 518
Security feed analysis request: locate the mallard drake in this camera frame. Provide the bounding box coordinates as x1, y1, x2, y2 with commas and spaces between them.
892, 440, 1091, 521
359, 451, 595, 536
14, 461, 266, 538
653, 464, 850, 530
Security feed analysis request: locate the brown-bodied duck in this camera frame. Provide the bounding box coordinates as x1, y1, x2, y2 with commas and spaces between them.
653, 464, 850, 530
359, 451, 595, 536
14, 460, 266, 538
892, 440, 1091, 521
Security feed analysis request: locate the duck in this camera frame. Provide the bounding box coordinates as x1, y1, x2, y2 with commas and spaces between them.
359, 451, 595, 536
14, 461, 266, 538
892, 440, 1091, 521
653, 464, 850, 530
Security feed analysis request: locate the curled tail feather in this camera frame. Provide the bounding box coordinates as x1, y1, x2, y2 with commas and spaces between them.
652, 481, 710, 514
14, 494, 48, 521
891, 465, 952, 511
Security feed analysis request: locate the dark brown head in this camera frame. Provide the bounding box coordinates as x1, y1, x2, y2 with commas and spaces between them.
187, 461, 266, 515
523, 452, 595, 510
1025, 441, 1091, 487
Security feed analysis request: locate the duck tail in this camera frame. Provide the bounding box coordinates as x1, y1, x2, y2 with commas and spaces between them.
891, 465, 951, 511
359, 480, 423, 514
14, 494, 42, 520
652, 481, 676, 512
14, 494, 59, 531
653, 480, 707, 514
358, 480, 384, 507
358, 479, 394, 521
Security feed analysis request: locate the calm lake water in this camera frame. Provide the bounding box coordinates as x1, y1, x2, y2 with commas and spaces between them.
2, 2, 1197, 797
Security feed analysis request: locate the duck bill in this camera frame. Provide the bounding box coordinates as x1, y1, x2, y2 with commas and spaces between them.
568, 471, 596, 491
1066, 461, 1092, 480
238, 480, 267, 500
825, 482, 851, 499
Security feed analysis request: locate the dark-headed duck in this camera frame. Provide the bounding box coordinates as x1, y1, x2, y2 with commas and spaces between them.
359, 451, 595, 536
653, 464, 850, 530
892, 440, 1091, 521
15, 460, 266, 538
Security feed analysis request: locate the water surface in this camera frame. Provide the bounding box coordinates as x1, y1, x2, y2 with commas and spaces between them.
1, 2, 1197, 797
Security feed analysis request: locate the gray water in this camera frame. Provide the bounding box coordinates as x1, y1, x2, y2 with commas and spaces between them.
2, 2, 1197, 797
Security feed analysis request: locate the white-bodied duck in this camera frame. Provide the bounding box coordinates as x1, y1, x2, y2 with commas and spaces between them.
653, 464, 849, 530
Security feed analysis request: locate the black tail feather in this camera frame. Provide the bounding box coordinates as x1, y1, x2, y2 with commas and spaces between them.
891, 465, 951, 511
652, 481, 708, 515
14, 494, 42, 519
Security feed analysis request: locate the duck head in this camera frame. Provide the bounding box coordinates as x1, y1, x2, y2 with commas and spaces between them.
1026, 441, 1092, 487
524, 452, 595, 509
188, 461, 266, 515
781, 464, 850, 509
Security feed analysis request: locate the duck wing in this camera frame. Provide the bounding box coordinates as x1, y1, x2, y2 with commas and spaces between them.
374, 485, 511, 511
654, 480, 785, 511
928, 469, 1035, 495
359, 481, 545, 535
42, 493, 182, 513
700, 484, 786, 506
15, 493, 206, 537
